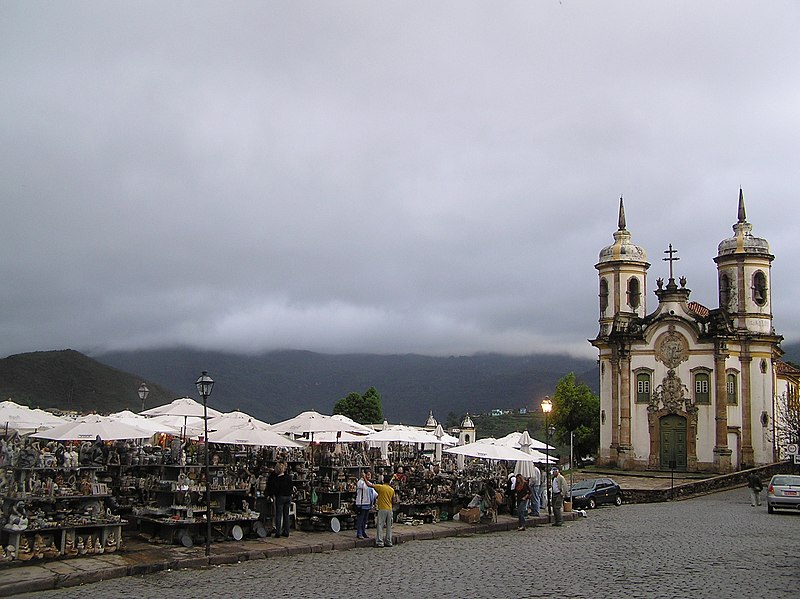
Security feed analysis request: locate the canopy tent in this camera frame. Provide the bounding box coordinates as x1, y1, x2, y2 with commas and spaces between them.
207, 423, 304, 447
31, 415, 153, 441
1, 400, 66, 435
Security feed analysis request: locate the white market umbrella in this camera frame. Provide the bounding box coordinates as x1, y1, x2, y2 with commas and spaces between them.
146, 414, 205, 438
208, 423, 304, 447
364, 425, 447, 445
140, 397, 222, 418
306, 430, 369, 443
31, 415, 152, 441
445, 440, 537, 462
106, 412, 181, 436
1, 400, 66, 434
270, 411, 365, 436
207, 411, 271, 431
330, 414, 375, 434
434, 424, 445, 463
496, 431, 554, 452
141, 397, 221, 439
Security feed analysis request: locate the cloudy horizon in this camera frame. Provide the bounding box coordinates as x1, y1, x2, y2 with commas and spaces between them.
2, 2, 799, 361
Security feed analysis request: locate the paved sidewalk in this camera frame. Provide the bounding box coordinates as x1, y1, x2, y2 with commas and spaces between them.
0, 512, 578, 596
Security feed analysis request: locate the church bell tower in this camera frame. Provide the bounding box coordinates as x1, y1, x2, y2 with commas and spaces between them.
595, 197, 650, 336
714, 189, 775, 334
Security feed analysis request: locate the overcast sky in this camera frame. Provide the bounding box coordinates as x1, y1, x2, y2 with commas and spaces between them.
1, 1, 798, 360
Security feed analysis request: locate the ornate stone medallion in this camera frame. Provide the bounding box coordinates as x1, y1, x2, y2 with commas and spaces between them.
655, 327, 688, 368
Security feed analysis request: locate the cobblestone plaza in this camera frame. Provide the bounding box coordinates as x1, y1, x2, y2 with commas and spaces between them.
23, 487, 799, 599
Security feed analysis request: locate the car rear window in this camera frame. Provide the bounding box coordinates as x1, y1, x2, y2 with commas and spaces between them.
773, 476, 800, 486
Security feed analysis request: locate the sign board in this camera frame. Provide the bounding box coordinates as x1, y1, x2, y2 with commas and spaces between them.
794, 454, 800, 466
787, 443, 799, 456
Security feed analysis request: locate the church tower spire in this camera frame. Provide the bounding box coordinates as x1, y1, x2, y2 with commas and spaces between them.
618, 196, 626, 230
737, 187, 746, 223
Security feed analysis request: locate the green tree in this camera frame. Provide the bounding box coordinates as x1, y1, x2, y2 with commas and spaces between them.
551, 372, 600, 463
333, 386, 383, 424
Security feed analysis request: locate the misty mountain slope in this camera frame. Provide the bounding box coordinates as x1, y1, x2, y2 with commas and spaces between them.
95, 349, 598, 424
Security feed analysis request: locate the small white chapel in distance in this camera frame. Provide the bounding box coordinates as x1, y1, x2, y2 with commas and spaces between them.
590, 191, 783, 473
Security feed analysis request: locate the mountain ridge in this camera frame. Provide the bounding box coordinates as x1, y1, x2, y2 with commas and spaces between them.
93, 348, 599, 424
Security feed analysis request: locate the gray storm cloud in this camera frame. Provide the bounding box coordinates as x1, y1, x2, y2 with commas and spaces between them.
1, 1, 798, 359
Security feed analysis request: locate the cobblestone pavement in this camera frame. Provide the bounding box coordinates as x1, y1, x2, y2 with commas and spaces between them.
24, 488, 799, 599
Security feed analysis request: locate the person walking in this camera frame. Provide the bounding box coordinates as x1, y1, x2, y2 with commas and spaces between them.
271, 462, 294, 537
529, 464, 542, 517
366, 474, 396, 547
747, 472, 763, 507
355, 470, 373, 539
515, 475, 532, 531
551, 467, 569, 526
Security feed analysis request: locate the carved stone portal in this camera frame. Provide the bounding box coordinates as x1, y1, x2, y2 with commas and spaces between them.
647, 369, 698, 470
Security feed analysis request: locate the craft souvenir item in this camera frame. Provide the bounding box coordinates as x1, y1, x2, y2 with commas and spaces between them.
16, 536, 33, 561
76, 536, 86, 555
43, 541, 60, 558
95, 537, 104, 554
64, 533, 78, 556
33, 534, 45, 558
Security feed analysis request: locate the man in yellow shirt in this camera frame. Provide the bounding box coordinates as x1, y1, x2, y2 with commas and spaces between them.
365, 474, 395, 548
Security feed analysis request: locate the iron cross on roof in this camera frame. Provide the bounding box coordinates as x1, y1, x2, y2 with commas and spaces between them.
663, 244, 679, 281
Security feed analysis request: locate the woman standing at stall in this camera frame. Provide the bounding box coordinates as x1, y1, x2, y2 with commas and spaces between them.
271, 462, 294, 537
515, 475, 532, 531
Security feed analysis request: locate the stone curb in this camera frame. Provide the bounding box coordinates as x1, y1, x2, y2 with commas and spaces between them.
0, 513, 580, 596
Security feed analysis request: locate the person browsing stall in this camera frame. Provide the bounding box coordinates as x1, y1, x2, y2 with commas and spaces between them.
365, 474, 395, 548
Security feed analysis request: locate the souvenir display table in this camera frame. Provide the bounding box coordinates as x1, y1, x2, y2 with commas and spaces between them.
0, 430, 517, 561
0, 441, 125, 561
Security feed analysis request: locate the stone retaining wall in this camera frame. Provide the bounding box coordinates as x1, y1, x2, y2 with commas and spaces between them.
622, 460, 795, 504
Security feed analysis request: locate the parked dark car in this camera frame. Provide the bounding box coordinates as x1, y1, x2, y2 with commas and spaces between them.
767, 474, 800, 513
568, 477, 623, 509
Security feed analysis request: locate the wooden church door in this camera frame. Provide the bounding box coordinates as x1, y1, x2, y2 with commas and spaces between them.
660, 414, 687, 470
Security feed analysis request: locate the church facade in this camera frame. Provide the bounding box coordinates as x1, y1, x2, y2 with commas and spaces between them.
590, 191, 782, 473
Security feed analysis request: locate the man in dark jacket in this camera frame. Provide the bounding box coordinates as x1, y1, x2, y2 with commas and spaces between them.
747, 472, 763, 507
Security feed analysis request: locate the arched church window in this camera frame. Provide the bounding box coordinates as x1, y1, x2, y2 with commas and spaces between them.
627, 277, 641, 310
694, 372, 710, 404
599, 278, 609, 312
752, 271, 767, 306
635, 372, 651, 403
726, 372, 738, 405
719, 274, 730, 308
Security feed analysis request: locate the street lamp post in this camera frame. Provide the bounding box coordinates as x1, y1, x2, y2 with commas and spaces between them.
137, 382, 150, 413
541, 396, 553, 520
195, 371, 214, 558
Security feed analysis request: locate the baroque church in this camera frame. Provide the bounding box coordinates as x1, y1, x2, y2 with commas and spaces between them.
591, 191, 782, 473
